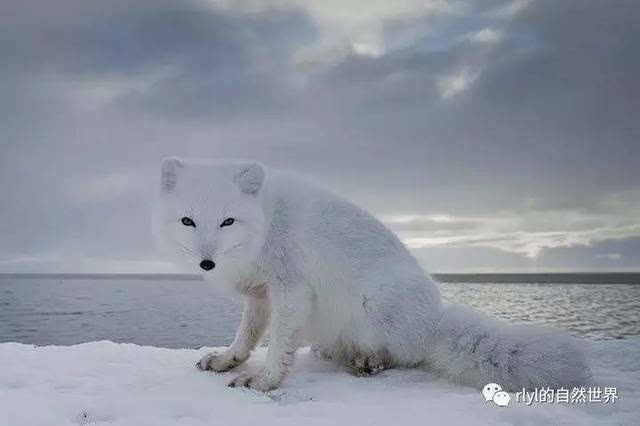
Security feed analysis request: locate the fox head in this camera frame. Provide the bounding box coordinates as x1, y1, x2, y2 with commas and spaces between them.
153, 157, 267, 285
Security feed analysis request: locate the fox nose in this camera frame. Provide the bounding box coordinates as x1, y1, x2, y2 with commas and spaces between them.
199, 259, 215, 271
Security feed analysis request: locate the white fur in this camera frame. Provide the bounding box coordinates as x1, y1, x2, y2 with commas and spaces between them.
153, 158, 592, 392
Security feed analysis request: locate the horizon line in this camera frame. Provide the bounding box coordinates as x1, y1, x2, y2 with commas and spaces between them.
2, 271, 640, 285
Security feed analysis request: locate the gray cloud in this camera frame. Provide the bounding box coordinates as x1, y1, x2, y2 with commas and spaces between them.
536, 236, 640, 272
415, 236, 640, 273
1, 0, 639, 272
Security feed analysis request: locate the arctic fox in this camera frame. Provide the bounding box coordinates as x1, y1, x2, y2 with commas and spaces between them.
154, 157, 592, 392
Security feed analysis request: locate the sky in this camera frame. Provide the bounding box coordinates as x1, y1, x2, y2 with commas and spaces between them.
1, 0, 639, 273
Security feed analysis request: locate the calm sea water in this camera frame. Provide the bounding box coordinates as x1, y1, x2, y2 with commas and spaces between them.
1, 275, 639, 348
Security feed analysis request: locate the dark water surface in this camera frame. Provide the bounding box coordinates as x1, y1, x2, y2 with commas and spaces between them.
1, 277, 243, 348
2, 274, 639, 348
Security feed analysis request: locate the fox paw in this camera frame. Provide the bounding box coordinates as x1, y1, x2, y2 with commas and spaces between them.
311, 344, 333, 360
196, 351, 245, 372
228, 369, 279, 392
347, 354, 388, 377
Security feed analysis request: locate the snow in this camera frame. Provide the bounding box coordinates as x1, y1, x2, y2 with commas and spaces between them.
1, 339, 639, 426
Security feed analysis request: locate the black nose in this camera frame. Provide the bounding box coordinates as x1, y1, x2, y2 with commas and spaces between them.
199, 260, 215, 271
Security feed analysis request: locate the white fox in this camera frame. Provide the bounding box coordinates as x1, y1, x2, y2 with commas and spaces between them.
153, 158, 592, 392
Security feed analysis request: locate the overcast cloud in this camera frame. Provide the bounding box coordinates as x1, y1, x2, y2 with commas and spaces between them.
1, 0, 639, 272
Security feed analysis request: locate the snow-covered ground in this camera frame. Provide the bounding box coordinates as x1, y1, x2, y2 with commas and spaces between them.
1, 338, 638, 426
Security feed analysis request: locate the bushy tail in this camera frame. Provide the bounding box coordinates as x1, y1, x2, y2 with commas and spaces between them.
426, 304, 592, 391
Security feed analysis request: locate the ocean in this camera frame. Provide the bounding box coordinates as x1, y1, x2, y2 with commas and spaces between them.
1, 273, 639, 348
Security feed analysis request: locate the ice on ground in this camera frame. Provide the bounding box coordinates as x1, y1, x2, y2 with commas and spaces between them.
1, 338, 639, 426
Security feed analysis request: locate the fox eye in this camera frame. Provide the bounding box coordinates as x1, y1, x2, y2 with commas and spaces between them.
181, 217, 195, 227
220, 217, 235, 227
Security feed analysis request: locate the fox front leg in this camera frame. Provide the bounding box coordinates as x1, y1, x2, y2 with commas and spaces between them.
197, 295, 270, 372
228, 282, 309, 391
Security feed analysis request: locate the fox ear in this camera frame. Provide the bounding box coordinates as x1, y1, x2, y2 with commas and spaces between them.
161, 157, 183, 193
233, 163, 265, 195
